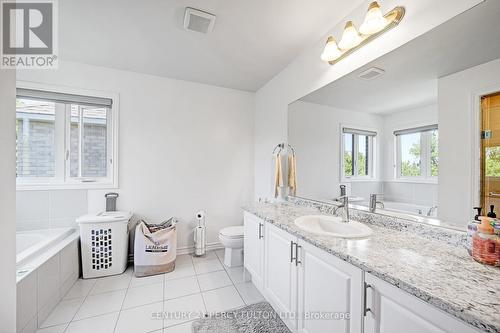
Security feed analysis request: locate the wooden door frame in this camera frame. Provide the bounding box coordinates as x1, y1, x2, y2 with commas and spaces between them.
471, 84, 500, 214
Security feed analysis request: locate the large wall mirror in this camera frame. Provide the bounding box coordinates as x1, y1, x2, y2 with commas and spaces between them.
287, 1, 500, 227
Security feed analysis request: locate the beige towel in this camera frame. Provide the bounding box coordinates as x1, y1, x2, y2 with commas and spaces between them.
274, 153, 283, 198
288, 154, 297, 196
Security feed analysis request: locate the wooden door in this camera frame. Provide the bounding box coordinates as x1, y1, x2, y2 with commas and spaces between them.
481, 92, 500, 213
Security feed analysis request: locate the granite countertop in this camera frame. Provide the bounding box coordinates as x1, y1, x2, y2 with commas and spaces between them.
243, 201, 500, 333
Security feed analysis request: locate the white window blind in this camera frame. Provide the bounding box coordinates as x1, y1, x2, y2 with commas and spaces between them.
17, 88, 113, 108
343, 127, 377, 137
394, 124, 438, 136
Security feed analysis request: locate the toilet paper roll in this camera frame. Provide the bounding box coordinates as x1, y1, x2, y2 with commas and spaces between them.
194, 226, 206, 256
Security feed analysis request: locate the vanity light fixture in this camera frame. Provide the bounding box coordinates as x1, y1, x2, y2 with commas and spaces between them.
321, 1, 405, 65
320, 36, 343, 62
338, 21, 363, 50
359, 1, 389, 35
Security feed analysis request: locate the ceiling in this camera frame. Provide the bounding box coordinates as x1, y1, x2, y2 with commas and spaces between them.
301, 0, 500, 114
58, 0, 364, 92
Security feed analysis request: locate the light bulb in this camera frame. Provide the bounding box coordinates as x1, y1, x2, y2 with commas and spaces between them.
320, 36, 342, 62
338, 21, 362, 50
359, 2, 389, 35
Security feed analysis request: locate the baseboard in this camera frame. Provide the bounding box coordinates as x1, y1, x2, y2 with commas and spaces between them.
176, 242, 224, 255
128, 242, 223, 262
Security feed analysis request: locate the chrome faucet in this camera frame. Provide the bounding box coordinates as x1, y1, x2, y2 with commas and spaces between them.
426, 205, 438, 217
369, 194, 384, 213
334, 195, 349, 223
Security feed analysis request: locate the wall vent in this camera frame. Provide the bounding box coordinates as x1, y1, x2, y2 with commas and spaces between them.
358, 67, 385, 80
184, 7, 216, 34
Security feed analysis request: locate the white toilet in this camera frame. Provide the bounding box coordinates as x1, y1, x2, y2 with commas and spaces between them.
218, 226, 244, 267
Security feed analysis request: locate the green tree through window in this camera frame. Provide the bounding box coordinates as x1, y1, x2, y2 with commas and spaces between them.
430, 130, 438, 177
344, 152, 353, 176
485, 146, 500, 177
399, 129, 438, 177
343, 132, 372, 178
400, 132, 421, 177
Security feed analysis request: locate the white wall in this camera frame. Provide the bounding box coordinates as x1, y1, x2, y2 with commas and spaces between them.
17, 60, 255, 250
288, 100, 384, 200
438, 58, 500, 225
254, 0, 481, 202
16, 190, 88, 231
0, 69, 17, 332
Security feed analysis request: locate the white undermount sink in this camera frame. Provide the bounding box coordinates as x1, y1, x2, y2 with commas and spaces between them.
294, 215, 373, 238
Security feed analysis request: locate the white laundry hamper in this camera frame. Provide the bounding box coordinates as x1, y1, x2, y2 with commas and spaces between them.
77, 211, 133, 279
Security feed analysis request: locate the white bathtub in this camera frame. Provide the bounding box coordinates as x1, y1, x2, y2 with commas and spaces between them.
382, 201, 437, 217
359, 200, 438, 217
17, 228, 80, 333
17, 228, 77, 268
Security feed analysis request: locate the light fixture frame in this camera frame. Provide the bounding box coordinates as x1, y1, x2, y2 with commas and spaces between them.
326, 6, 405, 65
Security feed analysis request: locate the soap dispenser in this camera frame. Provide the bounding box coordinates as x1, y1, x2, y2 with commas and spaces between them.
472, 216, 498, 266
474, 207, 482, 221
467, 207, 482, 255
487, 205, 497, 218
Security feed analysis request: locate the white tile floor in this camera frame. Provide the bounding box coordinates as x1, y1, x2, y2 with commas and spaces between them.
36, 250, 264, 333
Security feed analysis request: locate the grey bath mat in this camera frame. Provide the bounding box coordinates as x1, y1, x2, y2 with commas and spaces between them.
192, 302, 291, 333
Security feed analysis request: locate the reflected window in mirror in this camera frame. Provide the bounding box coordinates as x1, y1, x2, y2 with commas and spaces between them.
341, 127, 376, 180
395, 125, 438, 181
430, 129, 439, 177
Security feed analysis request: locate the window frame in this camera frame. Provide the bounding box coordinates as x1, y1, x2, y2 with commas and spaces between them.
15, 102, 65, 185
340, 125, 377, 182
394, 125, 438, 183
16, 81, 119, 190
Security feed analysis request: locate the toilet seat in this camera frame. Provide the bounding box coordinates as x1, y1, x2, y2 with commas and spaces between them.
219, 226, 244, 239
219, 226, 244, 267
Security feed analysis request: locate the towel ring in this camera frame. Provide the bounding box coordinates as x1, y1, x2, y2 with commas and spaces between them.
272, 143, 295, 156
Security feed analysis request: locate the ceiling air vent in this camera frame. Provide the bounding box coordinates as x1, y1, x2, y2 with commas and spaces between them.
358, 67, 385, 80
183, 7, 216, 34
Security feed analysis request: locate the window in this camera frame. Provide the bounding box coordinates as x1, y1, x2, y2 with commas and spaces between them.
341, 127, 376, 179
16, 86, 117, 189
16, 99, 57, 178
395, 125, 438, 180
69, 105, 109, 178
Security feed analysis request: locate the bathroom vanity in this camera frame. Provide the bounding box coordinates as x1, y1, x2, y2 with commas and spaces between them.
248, 4, 500, 332
243, 199, 499, 333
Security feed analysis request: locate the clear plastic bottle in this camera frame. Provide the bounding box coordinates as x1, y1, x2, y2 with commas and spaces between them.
466, 207, 482, 256
466, 222, 478, 256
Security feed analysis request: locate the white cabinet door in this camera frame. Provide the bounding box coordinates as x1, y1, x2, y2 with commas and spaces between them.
243, 212, 265, 291
263, 222, 298, 330
297, 240, 363, 333
364, 273, 481, 333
